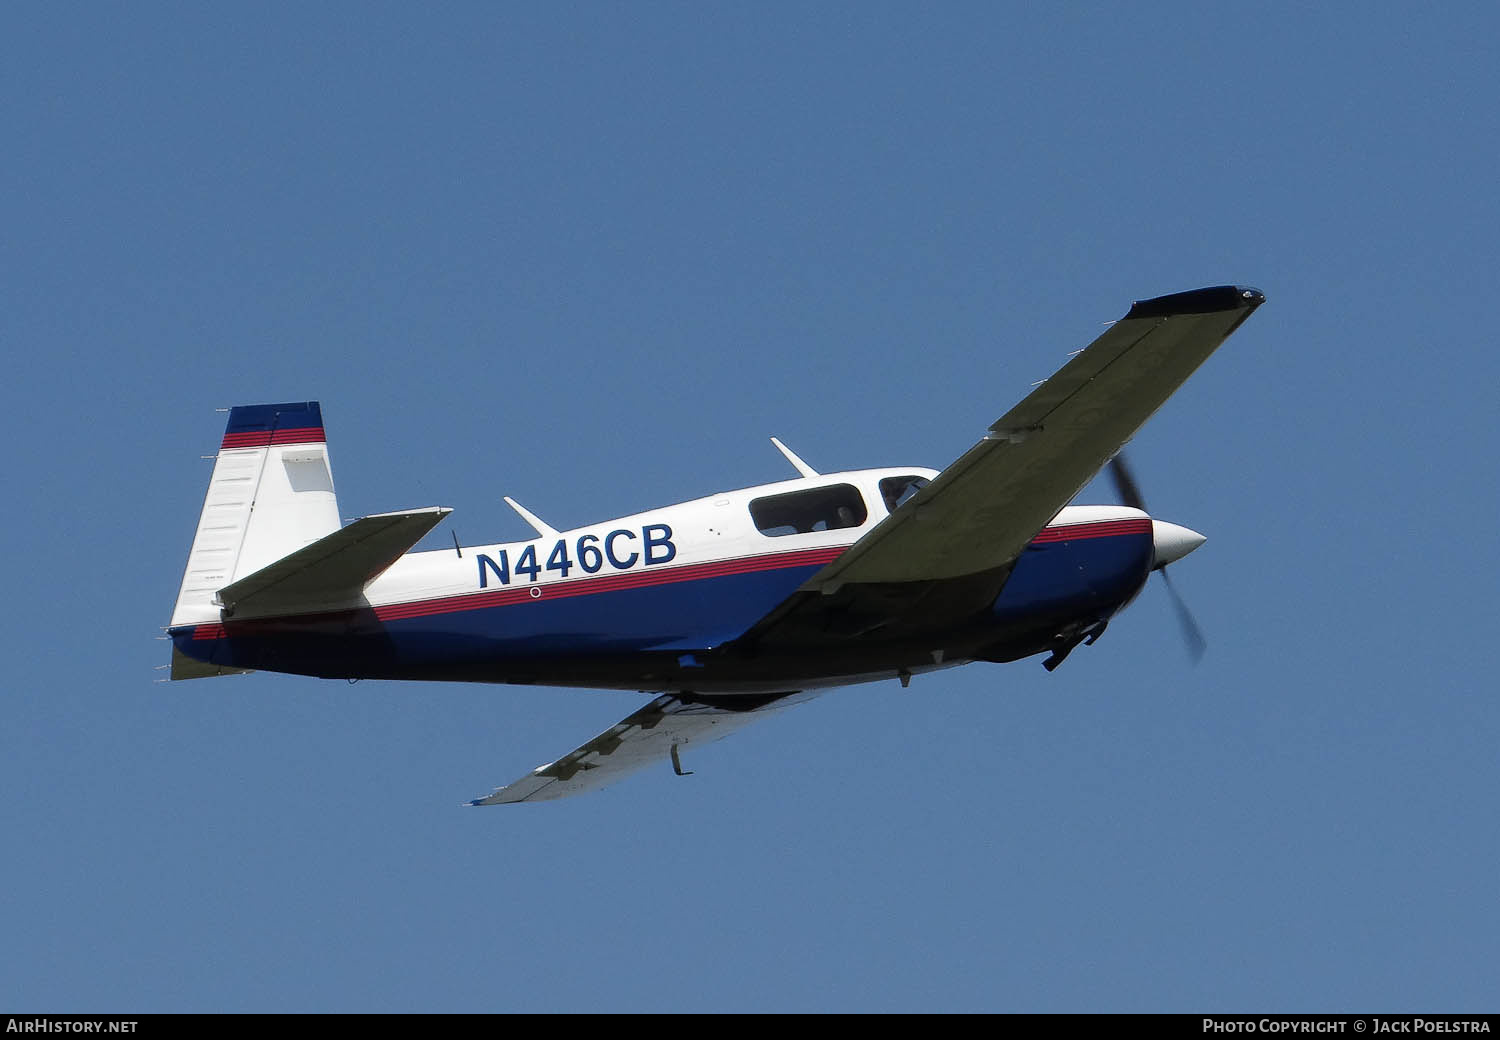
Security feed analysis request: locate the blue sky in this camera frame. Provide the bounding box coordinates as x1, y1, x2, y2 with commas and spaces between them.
5, 3, 1498, 1012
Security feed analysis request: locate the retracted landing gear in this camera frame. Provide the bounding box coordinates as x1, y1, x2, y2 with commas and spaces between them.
1042, 620, 1108, 672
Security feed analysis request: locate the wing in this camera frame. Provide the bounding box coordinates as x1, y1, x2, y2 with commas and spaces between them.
735, 285, 1265, 645
469, 691, 810, 804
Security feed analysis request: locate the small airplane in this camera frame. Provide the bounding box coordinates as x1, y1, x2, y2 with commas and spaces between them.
167, 284, 1265, 803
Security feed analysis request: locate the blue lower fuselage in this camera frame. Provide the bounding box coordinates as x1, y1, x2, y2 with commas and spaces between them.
170, 522, 1154, 691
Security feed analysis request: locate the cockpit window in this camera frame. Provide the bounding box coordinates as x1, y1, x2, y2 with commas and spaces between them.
749, 484, 868, 537
879, 475, 929, 512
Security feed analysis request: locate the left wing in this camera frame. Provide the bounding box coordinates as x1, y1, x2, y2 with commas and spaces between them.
812, 285, 1264, 588
469, 692, 808, 804
731, 285, 1264, 649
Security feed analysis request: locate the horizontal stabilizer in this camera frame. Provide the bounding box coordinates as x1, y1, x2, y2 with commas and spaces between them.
170, 645, 252, 680
216, 506, 451, 619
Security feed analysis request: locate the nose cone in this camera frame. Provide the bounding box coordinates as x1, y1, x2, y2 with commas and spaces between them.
1152, 520, 1207, 569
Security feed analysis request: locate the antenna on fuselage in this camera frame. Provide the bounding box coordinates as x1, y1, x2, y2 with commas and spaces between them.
503, 496, 559, 539
770, 437, 819, 478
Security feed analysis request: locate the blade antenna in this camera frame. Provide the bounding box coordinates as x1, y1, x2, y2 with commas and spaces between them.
503, 497, 559, 538
770, 437, 819, 478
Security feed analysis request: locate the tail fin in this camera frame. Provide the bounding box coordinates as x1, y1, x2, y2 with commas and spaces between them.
170, 402, 341, 628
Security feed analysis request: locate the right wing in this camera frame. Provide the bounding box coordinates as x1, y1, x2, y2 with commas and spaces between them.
469, 691, 809, 804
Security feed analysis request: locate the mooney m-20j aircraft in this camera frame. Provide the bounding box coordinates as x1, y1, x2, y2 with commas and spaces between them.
168, 285, 1264, 803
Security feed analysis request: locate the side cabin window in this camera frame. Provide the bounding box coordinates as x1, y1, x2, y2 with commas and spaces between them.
750, 484, 868, 537
879, 475, 929, 513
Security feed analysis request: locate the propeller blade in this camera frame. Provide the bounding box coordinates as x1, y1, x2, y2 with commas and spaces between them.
1108, 453, 1148, 513
1159, 567, 1207, 664
1112, 451, 1208, 663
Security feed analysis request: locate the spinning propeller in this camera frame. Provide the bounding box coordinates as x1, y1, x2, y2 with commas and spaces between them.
1108, 453, 1209, 663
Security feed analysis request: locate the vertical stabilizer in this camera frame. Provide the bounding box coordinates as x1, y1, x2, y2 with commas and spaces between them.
170, 402, 341, 627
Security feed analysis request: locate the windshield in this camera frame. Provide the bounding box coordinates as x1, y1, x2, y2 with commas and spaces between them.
879, 475, 929, 513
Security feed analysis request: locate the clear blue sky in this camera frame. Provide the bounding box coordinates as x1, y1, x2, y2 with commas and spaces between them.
5, 3, 1498, 1012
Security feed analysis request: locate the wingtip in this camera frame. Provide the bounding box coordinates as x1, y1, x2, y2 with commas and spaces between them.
1126, 285, 1265, 320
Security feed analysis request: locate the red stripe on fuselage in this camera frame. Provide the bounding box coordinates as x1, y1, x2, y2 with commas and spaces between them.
1028, 518, 1151, 544
187, 545, 845, 637
372, 545, 847, 623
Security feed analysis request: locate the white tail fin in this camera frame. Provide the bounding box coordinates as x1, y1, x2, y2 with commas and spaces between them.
170, 402, 341, 627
